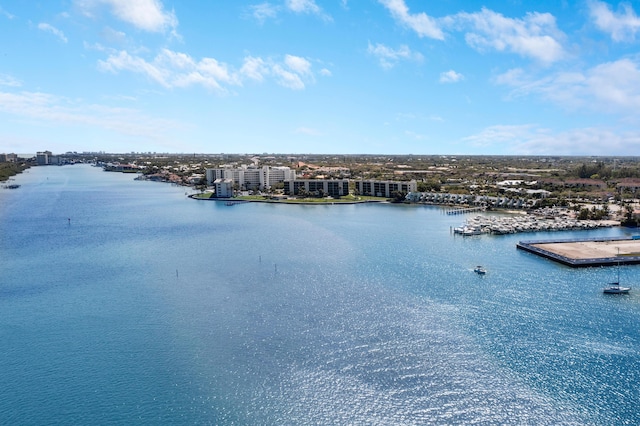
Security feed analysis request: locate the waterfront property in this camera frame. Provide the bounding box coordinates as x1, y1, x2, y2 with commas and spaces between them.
406, 191, 538, 209
205, 165, 295, 190
214, 178, 234, 198
283, 179, 349, 197
517, 236, 640, 267
355, 179, 417, 198
36, 150, 68, 166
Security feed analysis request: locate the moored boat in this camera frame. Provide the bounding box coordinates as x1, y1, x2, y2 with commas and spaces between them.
603, 253, 631, 294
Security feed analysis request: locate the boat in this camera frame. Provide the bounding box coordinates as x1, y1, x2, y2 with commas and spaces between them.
603, 283, 630, 294
474, 266, 487, 275
603, 254, 630, 294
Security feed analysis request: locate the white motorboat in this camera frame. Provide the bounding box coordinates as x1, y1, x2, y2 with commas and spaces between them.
474, 266, 487, 275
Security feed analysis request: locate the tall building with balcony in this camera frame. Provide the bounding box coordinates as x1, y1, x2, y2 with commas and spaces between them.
205, 165, 295, 190
214, 178, 234, 198
36, 151, 53, 165
267, 166, 295, 187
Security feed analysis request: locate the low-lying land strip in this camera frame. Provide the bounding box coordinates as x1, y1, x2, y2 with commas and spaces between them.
190, 193, 386, 204
517, 237, 640, 267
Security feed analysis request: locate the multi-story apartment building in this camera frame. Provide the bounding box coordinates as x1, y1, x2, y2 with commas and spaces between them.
205, 165, 295, 190
36, 151, 53, 165
283, 179, 349, 197
242, 166, 263, 190
214, 178, 234, 198
267, 166, 294, 187
354, 180, 417, 198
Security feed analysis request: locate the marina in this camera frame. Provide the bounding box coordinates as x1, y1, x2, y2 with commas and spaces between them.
454, 214, 617, 236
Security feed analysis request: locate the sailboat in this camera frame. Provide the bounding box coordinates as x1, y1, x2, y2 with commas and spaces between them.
603, 252, 630, 294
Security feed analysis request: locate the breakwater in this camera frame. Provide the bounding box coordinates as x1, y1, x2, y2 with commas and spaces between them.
517, 236, 640, 267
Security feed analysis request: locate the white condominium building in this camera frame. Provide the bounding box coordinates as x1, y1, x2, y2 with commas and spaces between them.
205, 165, 295, 190
214, 178, 234, 198
268, 166, 295, 187
36, 151, 53, 165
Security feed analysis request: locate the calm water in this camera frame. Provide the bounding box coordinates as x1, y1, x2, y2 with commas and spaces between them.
1, 165, 639, 425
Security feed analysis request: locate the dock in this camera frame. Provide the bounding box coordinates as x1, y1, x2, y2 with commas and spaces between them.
517, 236, 640, 267
446, 206, 486, 215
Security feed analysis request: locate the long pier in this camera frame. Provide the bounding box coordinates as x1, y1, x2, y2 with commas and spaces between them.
445, 206, 486, 215
517, 236, 640, 267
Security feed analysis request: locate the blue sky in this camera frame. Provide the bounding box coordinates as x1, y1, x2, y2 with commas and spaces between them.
2, 1, 640, 155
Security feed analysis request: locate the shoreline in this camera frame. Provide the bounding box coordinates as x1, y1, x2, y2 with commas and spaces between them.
188, 194, 387, 205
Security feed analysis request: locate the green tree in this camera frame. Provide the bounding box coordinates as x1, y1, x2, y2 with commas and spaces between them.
578, 208, 590, 220
390, 190, 408, 203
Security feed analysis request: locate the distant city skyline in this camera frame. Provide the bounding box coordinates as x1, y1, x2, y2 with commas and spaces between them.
2, 1, 640, 156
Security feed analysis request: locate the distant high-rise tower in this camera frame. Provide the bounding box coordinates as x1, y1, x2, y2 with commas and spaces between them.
36, 150, 52, 165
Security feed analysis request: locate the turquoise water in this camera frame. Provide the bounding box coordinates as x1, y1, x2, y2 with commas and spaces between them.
1, 165, 639, 425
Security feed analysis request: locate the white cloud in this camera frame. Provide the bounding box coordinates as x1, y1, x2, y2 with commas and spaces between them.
99, 49, 319, 91
99, 50, 171, 87
294, 126, 322, 136
0, 90, 181, 140
0, 74, 21, 87
588, 0, 640, 42
247, 0, 331, 22
0, 6, 15, 19
453, 8, 566, 64
367, 42, 423, 69
463, 124, 535, 147
272, 64, 305, 90
100, 26, 127, 44
379, 2, 565, 64
439, 70, 464, 83
286, 0, 319, 14
285, 55, 312, 75
518, 127, 639, 155
462, 124, 640, 155
249, 3, 279, 24
285, 0, 331, 21
378, 0, 444, 40
496, 58, 640, 114
99, 49, 239, 91
240, 56, 269, 82
75, 0, 178, 33
38, 23, 68, 43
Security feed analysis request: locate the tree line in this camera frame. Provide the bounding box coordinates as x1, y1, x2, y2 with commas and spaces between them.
572, 161, 640, 179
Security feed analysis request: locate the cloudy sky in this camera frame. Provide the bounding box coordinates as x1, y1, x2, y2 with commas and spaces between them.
2, 0, 640, 155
